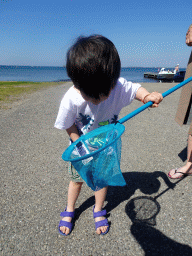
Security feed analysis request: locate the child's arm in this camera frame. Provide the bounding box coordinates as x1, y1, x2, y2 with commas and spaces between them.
66, 123, 80, 142
135, 87, 163, 107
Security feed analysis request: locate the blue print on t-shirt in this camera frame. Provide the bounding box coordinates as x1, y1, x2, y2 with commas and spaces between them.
78, 113, 94, 132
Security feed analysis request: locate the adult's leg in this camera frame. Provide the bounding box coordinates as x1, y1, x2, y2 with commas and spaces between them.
168, 134, 192, 178
169, 48, 192, 179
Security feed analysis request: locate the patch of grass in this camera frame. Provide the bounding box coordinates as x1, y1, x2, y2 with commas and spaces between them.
0, 81, 65, 108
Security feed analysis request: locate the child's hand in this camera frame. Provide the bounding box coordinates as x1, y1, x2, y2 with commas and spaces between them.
143, 92, 163, 107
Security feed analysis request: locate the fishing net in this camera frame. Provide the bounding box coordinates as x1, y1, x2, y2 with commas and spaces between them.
62, 77, 192, 191
62, 123, 126, 191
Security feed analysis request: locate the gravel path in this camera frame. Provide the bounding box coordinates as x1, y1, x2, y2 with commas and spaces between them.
1, 82, 192, 256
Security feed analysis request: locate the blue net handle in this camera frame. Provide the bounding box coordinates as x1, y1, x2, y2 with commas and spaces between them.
118, 77, 192, 124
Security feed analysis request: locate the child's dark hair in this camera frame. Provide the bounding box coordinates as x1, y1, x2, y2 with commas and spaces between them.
66, 35, 121, 100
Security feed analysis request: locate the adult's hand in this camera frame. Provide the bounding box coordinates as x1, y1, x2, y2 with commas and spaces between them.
186, 24, 192, 46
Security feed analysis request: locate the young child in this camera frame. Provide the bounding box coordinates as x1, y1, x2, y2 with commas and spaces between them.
54, 35, 163, 236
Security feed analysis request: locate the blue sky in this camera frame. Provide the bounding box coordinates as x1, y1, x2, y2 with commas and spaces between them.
0, 0, 192, 68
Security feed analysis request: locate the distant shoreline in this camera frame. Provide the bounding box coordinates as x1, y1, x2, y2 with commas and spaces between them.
0, 79, 71, 83
0, 65, 187, 69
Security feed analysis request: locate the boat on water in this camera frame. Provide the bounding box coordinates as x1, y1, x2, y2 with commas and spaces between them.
173, 70, 186, 82
144, 64, 181, 82
156, 64, 179, 82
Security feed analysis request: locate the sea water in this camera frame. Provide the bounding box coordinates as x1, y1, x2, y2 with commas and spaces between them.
0, 65, 186, 83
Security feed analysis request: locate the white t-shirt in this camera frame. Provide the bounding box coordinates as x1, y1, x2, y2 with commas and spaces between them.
54, 77, 141, 135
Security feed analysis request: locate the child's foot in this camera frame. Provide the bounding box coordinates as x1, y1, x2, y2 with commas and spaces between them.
58, 207, 75, 236
93, 206, 109, 235
168, 163, 192, 179
59, 217, 72, 235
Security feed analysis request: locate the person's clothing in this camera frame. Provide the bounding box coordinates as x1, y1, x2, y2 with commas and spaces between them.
175, 51, 192, 134
68, 162, 84, 182
54, 77, 141, 135
55, 77, 141, 182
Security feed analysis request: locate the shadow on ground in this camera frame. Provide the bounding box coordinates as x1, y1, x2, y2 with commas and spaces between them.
74, 171, 174, 222
105, 171, 175, 213
73, 171, 192, 255
178, 146, 187, 162
129, 222, 192, 256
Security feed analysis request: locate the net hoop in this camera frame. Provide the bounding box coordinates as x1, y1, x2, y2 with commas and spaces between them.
62, 122, 125, 162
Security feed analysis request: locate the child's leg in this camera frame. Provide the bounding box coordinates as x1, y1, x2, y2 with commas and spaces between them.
60, 180, 83, 235
94, 186, 108, 235
67, 180, 83, 211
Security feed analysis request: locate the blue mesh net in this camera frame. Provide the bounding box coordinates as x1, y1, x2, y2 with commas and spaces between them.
62, 123, 126, 191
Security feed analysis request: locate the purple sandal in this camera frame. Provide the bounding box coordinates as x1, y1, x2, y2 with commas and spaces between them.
93, 206, 109, 235
58, 208, 75, 236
